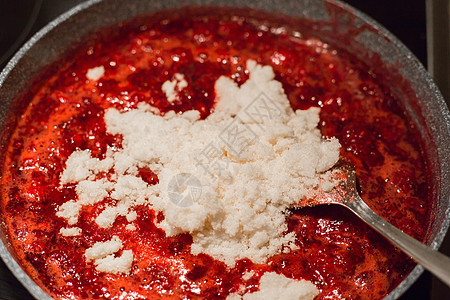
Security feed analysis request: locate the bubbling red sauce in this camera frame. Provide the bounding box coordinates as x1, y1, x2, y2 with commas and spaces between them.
0, 7, 432, 300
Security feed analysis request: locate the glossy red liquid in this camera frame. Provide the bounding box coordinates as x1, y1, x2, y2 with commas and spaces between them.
0, 7, 431, 300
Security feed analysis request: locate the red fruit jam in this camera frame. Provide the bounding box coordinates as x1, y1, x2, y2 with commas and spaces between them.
0, 7, 432, 300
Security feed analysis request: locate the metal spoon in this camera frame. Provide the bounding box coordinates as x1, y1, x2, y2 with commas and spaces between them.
309, 161, 450, 287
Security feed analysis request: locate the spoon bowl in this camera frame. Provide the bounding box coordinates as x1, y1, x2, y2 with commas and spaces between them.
308, 161, 450, 287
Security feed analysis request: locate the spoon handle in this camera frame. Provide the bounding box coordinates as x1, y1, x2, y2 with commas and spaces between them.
344, 198, 450, 287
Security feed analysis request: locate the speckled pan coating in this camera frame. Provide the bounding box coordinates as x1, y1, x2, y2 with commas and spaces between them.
0, 0, 448, 299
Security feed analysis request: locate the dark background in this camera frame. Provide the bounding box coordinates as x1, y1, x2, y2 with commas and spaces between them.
0, 0, 448, 299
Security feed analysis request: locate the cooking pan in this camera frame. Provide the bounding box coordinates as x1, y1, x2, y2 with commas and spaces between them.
0, 0, 448, 299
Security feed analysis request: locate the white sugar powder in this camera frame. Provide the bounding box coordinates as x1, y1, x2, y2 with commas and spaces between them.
57, 60, 340, 280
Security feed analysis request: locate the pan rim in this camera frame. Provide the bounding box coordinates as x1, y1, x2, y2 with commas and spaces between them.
0, 0, 448, 299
